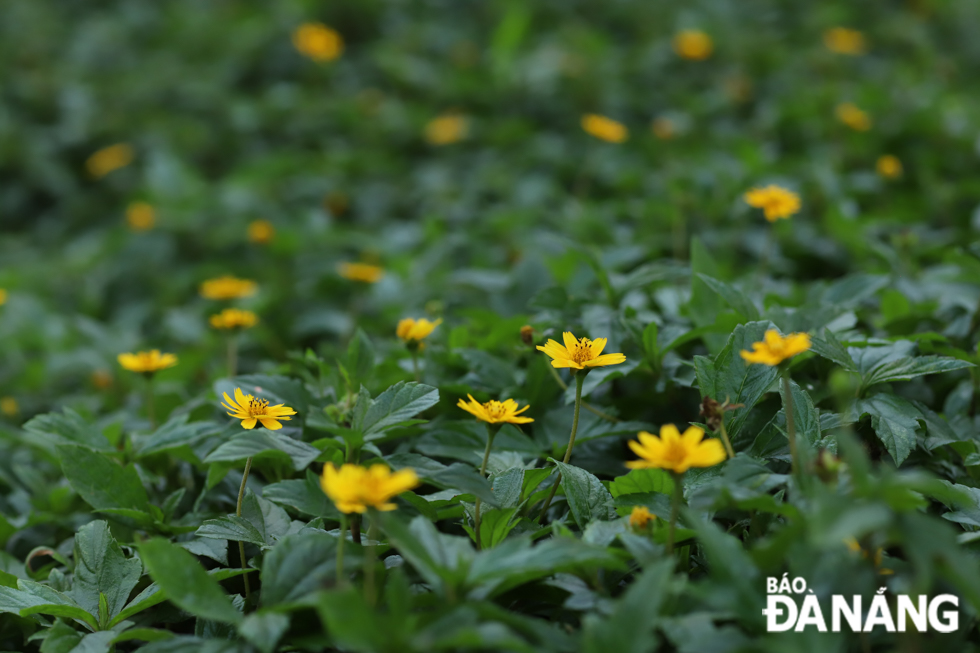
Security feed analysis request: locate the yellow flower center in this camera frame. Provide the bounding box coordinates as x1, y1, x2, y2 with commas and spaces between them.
482, 401, 509, 420
663, 440, 689, 467
245, 397, 269, 417
569, 338, 595, 364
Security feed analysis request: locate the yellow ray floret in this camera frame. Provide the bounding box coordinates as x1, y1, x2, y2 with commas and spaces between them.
397, 317, 442, 342
199, 276, 258, 300
320, 463, 420, 514
292, 23, 344, 62
536, 331, 626, 370
221, 387, 296, 430
338, 262, 385, 283
740, 329, 811, 366
117, 350, 178, 374
210, 308, 258, 330
744, 185, 801, 222
248, 220, 275, 244
626, 424, 726, 474
629, 505, 655, 529
823, 27, 866, 55
457, 394, 534, 425
581, 114, 628, 143
673, 30, 713, 60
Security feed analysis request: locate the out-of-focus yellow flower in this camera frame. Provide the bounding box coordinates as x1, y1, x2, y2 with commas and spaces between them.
581, 114, 628, 143
397, 318, 442, 344
744, 185, 801, 222
844, 538, 894, 575
629, 505, 655, 529
338, 262, 384, 283
247, 220, 275, 244
425, 114, 467, 145
673, 30, 713, 60
199, 276, 257, 300
520, 325, 535, 345
86, 144, 134, 178
627, 425, 726, 474
210, 308, 258, 330
0, 289, 6, 306
117, 350, 178, 375
537, 332, 626, 371
823, 27, 866, 55
221, 387, 296, 430
876, 155, 903, 179
836, 103, 872, 131
292, 23, 343, 62
0, 397, 18, 417
126, 202, 155, 231
740, 330, 811, 366
651, 117, 675, 140
320, 463, 420, 514
91, 370, 113, 389
457, 394, 534, 425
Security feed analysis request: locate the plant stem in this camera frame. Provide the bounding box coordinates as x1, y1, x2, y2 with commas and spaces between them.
227, 334, 238, 378
536, 372, 585, 522
546, 365, 619, 422
411, 351, 420, 383
717, 419, 735, 459
144, 375, 156, 429
667, 472, 683, 555
336, 515, 347, 587
351, 515, 362, 545
237, 456, 253, 600
782, 369, 800, 476
474, 424, 497, 550
364, 513, 378, 607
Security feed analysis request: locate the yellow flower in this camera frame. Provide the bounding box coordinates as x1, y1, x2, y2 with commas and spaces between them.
581, 114, 628, 143
338, 262, 385, 283
199, 276, 258, 300
626, 424, 726, 474
0, 397, 18, 417
126, 202, 155, 231
844, 538, 894, 575
836, 103, 871, 131
117, 350, 178, 375
397, 317, 442, 343
744, 185, 801, 222
210, 308, 258, 330
320, 463, 420, 514
673, 30, 713, 60
823, 27, 866, 55
86, 143, 134, 178
536, 332, 626, 371
0, 289, 7, 306
876, 155, 903, 179
629, 505, 655, 529
651, 117, 675, 140
292, 23, 343, 62
425, 114, 467, 145
740, 329, 811, 366
247, 220, 275, 244
221, 387, 296, 430
457, 394, 534, 425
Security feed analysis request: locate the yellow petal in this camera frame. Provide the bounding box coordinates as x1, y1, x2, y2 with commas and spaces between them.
242, 418, 257, 429
562, 332, 578, 352
259, 418, 283, 430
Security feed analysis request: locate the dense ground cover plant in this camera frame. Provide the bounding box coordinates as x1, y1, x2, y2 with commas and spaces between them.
4, 0, 980, 650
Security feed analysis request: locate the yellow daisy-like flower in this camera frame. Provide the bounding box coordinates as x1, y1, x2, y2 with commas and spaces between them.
292, 23, 344, 62
397, 317, 442, 343
247, 220, 275, 244
844, 538, 894, 575
629, 505, 655, 529
673, 30, 713, 60
0, 397, 18, 417
0, 289, 7, 306
457, 394, 534, 425
338, 262, 385, 283
199, 276, 258, 300
86, 143, 134, 178
117, 350, 178, 375
320, 463, 420, 514
744, 185, 801, 222
536, 332, 626, 370
651, 117, 675, 140
126, 202, 155, 231
836, 103, 871, 131
876, 155, 903, 179
740, 329, 811, 366
823, 27, 866, 55
221, 387, 296, 430
210, 308, 258, 330
425, 114, 468, 145
626, 424, 726, 474
581, 114, 628, 143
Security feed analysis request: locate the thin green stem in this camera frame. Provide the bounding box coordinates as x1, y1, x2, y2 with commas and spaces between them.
336, 515, 347, 587
227, 334, 238, 378
547, 365, 619, 422
237, 456, 253, 600
536, 373, 585, 522
411, 351, 420, 383
144, 375, 156, 429
364, 513, 378, 607
717, 420, 735, 459
474, 424, 497, 550
783, 370, 799, 477
667, 472, 682, 555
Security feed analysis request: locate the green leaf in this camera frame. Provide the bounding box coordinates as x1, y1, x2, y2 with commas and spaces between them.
133, 415, 220, 458
0, 579, 98, 631
24, 409, 113, 453
642, 322, 659, 359
197, 490, 291, 546
203, 430, 320, 471
260, 531, 339, 606
263, 470, 339, 519
808, 329, 857, 373
58, 445, 150, 514
377, 514, 472, 592
238, 610, 290, 653
39, 620, 115, 653
582, 559, 674, 653
696, 274, 760, 321
467, 507, 521, 548
196, 516, 266, 546
387, 454, 498, 506
69, 520, 142, 622
778, 379, 821, 446
553, 461, 616, 528
138, 538, 242, 625
609, 469, 674, 498
354, 382, 440, 438
490, 468, 525, 509
563, 359, 638, 404
345, 328, 375, 387
864, 355, 974, 387
857, 394, 923, 466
